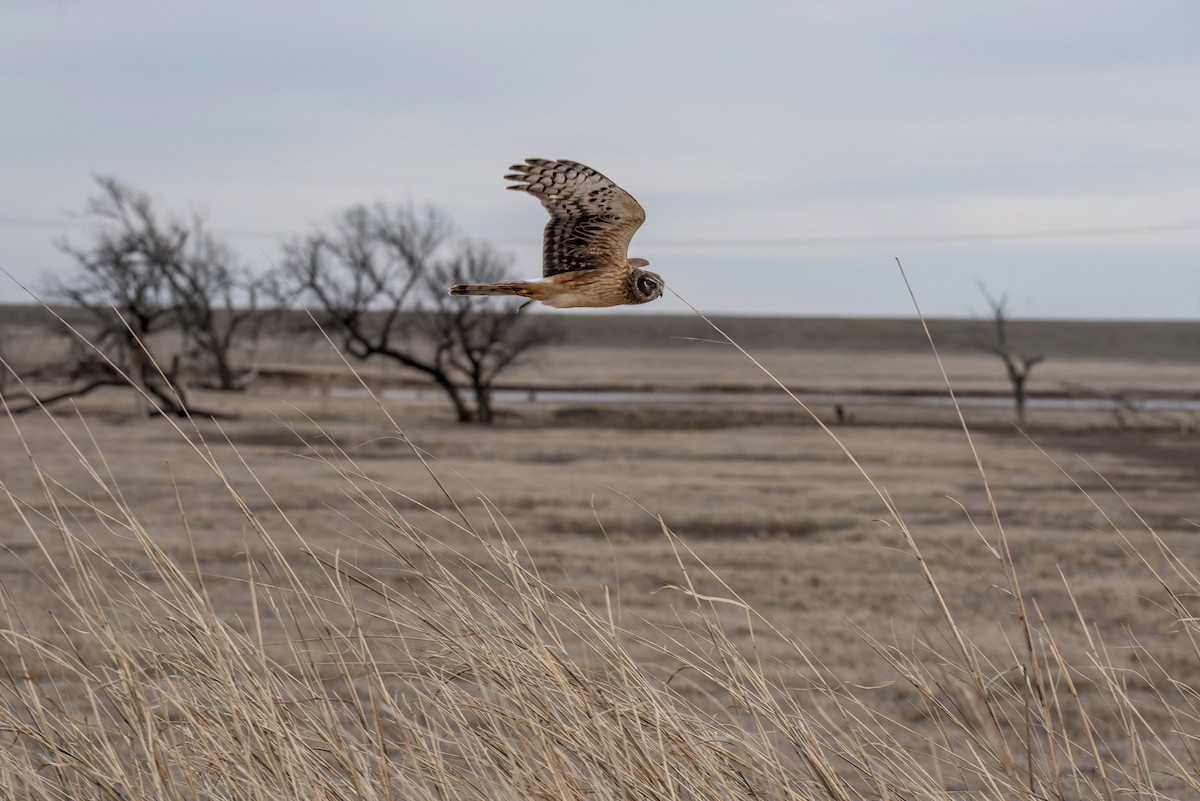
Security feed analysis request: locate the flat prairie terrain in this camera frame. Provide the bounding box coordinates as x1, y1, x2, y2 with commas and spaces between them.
2, 312, 1200, 794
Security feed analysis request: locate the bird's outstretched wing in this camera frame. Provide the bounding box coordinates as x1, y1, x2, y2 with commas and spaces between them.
505, 159, 646, 278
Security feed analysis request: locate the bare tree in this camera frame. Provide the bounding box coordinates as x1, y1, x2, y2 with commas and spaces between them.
424, 243, 557, 424
977, 284, 1045, 425
42, 176, 265, 415
50, 176, 195, 415
165, 225, 278, 391
284, 204, 553, 423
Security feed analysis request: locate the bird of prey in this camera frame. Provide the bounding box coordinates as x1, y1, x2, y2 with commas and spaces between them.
448, 159, 664, 308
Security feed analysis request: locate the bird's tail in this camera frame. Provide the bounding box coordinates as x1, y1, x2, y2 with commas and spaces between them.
448, 282, 534, 298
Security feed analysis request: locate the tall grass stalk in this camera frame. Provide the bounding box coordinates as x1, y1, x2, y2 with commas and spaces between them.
1, 307, 1198, 800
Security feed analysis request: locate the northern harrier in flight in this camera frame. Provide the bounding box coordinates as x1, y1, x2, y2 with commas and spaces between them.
449, 159, 664, 308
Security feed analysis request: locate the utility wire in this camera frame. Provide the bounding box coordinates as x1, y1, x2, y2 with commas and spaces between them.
2, 214, 1198, 248
627, 222, 1200, 247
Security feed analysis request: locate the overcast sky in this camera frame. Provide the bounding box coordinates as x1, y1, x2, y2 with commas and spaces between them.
2, 1, 1198, 318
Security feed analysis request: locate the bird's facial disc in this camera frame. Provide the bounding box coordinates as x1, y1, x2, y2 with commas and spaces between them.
635, 270, 665, 300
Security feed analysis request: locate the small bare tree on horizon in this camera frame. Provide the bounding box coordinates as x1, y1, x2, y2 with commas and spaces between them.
977, 283, 1045, 425
283, 203, 555, 424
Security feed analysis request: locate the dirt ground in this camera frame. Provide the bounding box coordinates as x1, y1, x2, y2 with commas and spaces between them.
3, 336, 1198, 735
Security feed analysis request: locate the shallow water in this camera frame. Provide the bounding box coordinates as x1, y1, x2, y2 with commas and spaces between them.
329, 386, 1200, 411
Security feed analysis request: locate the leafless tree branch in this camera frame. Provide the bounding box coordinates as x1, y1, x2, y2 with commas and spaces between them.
976, 282, 1045, 425
41, 175, 268, 416
284, 204, 555, 423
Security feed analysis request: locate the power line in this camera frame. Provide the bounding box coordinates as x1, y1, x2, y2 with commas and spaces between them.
2, 213, 1199, 248
0, 215, 292, 240
632, 222, 1200, 247
0, 215, 77, 229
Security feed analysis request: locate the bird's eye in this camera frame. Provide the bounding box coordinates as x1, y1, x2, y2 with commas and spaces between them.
638, 278, 658, 295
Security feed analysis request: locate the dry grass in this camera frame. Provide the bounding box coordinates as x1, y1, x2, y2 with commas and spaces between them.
1, 320, 1199, 799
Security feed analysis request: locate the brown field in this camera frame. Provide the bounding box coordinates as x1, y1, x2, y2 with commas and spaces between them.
2, 311, 1200, 798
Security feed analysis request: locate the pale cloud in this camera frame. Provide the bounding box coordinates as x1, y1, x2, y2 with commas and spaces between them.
1, 0, 1197, 317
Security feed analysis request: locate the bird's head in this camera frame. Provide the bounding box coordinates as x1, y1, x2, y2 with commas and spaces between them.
630, 263, 665, 303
